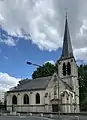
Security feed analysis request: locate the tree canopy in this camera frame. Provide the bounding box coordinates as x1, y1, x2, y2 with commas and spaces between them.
32, 62, 55, 79
78, 64, 87, 111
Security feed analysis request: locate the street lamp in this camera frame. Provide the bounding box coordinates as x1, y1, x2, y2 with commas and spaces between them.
53, 72, 60, 120
26, 61, 42, 67
26, 61, 60, 120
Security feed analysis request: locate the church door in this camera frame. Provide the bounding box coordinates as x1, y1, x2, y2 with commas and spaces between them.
52, 104, 58, 112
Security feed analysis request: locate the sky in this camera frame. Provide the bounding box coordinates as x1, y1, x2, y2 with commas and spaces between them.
0, 0, 87, 91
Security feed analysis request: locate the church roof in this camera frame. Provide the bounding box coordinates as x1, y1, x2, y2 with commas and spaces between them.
60, 15, 74, 60
7, 76, 52, 92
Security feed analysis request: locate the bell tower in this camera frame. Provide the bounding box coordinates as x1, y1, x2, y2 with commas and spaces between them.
58, 14, 79, 112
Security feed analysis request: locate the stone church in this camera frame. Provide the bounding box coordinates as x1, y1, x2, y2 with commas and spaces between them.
6, 16, 79, 113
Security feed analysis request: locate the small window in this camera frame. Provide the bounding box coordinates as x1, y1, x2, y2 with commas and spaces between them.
67, 62, 71, 75
62, 63, 66, 76
24, 94, 29, 104
67, 97, 69, 100
36, 93, 40, 104
45, 93, 48, 97
12, 95, 17, 104
71, 59, 73, 62
54, 91, 57, 95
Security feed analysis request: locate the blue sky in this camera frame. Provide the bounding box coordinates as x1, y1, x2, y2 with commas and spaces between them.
0, 0, 87, 91
0, 32, 62, 79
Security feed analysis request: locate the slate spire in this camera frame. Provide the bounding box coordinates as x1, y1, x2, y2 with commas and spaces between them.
60, 13, 74, 60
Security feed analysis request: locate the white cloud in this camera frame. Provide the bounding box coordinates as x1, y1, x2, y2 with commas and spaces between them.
3, 37, 16, 46
44, 60, 55, 65
74, 48, 87, 63
0, 35, 17, 46
0, 0, 87, 61
0, 72, 20, 92
0, 0, 62, 51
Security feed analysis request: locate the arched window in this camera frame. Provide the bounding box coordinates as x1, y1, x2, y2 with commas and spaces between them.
24, 94, 29, 104
36, 93, 40, 104
12, 95, 17, 104
62, 63, 66, 76
67, 62, 71, 75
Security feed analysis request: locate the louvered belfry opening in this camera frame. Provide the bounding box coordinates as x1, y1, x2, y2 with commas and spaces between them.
62, 62, 66, 76
67, 62, 71, 75
62, 62, 71, 76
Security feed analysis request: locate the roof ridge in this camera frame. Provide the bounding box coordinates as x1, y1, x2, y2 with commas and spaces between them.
33, 76, 52, 80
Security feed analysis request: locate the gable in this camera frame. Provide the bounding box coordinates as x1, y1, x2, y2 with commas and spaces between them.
46, 73, 65, 89
47, 73, 72, 91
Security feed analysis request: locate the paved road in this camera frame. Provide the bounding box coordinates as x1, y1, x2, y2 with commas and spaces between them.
0, 115, 87, 120
54, 115, 87, 120
0, 116, 52, 120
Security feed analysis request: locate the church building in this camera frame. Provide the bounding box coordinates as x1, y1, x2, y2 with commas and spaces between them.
6, 16, 79, 113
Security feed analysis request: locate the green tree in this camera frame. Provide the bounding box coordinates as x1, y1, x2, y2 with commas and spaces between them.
78, 64, 87, 111
32, 62, 56, 79
81, 94, 87, 111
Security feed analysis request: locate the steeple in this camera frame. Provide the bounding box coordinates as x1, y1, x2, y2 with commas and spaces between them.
60, 13, 74, 60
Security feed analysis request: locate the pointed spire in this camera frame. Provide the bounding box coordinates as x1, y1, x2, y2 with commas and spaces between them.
66, 10, 67, 19
60, 13, 74, 60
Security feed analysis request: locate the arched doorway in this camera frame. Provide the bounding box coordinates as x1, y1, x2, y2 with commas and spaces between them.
51, 99, 60, 112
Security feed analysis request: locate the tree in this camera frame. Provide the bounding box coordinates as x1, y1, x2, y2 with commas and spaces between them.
81, 94, 87, 111
32, 62, 55, 79
78, 64, 87, 111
